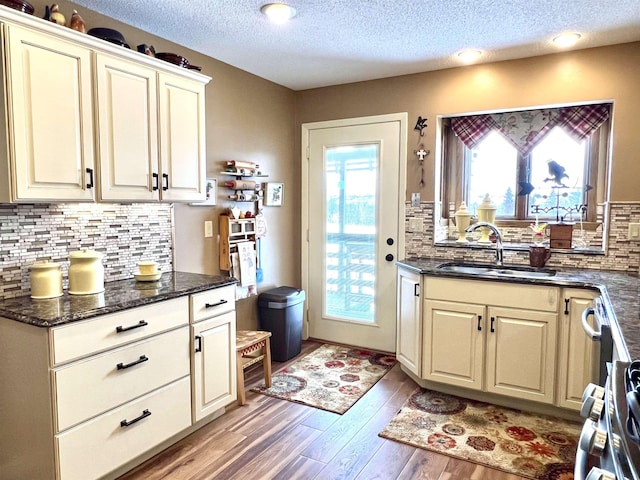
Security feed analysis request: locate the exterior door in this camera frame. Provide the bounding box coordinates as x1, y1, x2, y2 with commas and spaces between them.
302, 114, 407, 353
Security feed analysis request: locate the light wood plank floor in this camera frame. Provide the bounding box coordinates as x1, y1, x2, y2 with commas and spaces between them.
118, 341, 528, 480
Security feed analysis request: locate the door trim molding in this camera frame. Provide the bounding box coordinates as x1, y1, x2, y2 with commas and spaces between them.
300, 113, 408, 340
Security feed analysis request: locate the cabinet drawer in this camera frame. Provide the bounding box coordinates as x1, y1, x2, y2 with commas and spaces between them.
56, 376, 191, 480
190, 285, 235, 323
51, 297, 188, 365
53, 326, 189, 432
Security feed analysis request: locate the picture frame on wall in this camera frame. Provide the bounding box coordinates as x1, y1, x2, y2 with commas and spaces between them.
190, 178, 217, 206
264, 182, 284, 206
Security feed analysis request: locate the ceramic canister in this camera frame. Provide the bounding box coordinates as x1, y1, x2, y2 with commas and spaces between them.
68, 248, 105, 295
30, 260, 63, 299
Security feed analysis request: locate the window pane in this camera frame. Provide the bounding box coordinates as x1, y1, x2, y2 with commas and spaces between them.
468, 131, 518, 217
324, 145, 378, 322
529, 127, 587, 221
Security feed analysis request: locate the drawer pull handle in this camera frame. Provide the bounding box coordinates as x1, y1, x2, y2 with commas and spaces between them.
205, 299, 228, 309
117, 355, 149, 370
116, 320, 148, 333
195, 335, 202, 352
120, 409, 151, 428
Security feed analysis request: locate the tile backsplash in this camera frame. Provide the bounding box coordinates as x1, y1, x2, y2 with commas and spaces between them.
0, 203, 173, 299
405, 202, 640, 273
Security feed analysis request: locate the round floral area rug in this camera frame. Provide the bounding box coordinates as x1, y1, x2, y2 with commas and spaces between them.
379, 389, 580, 480
251, 344, 396, 414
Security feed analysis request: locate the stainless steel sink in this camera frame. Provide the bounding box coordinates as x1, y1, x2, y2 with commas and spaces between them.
437, 262, 556, 278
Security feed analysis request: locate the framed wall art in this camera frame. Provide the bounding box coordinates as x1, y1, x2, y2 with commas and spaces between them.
264, 182, 284, 206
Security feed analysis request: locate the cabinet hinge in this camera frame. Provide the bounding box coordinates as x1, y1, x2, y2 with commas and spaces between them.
306, 147, 310, 160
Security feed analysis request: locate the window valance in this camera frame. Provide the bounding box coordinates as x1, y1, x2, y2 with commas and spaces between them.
451, 103, 611, 156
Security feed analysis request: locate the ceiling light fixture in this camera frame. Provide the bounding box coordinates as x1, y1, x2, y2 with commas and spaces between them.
553, 33, 582, 48
260, 3, 297, 23
457, 49, 482, 64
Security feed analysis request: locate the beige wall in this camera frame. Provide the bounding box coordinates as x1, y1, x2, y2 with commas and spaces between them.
34, 1, 298, 329
295, 42, 640, 202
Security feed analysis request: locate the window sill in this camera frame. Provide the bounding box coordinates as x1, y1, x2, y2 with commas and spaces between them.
434, 239, 605, 255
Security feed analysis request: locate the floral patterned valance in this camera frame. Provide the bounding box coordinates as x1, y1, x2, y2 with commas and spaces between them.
451, 103, 611, 156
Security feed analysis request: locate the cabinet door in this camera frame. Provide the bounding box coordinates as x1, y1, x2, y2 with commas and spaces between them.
95, 53, 159, 201
423, 300, 485, 390
485, 306, 557, 404
192, 311, 237, 422
5, 24, 95, 201
557, 290, 599, 410
158, 72, 206, 202
397, 268, 422, 376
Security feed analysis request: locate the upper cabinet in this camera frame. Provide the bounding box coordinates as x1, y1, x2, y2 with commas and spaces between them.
95, 53, 159, 202
1, 24, 96, 202
0, 10, 211, 204
157, 73, 206, 202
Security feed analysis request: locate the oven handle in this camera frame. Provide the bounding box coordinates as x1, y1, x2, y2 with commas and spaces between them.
581, 307, 601, 341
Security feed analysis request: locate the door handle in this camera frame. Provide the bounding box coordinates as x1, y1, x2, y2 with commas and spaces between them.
162, 173, 169, 191
152, 173, 159, 191
490, 316, 495, 333
477, 315, 482, 331
85, 168, 94, 188
385, 254, 394, 262
195, 335, 202, 353
414, 283, 419, 297
564, 298, 570, 315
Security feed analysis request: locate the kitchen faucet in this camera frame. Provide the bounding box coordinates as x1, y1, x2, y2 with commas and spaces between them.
465, 222, 504, 266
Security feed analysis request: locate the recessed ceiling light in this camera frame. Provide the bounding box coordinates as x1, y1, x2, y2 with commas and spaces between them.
553, 33, 582, 48
457, 49, 482, 63
260, 3, 297, 23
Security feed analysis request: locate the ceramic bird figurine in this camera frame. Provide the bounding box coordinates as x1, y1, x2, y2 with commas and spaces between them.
49, 4, 66, 26
70, 10, 86, 33
544, 159, 569, 186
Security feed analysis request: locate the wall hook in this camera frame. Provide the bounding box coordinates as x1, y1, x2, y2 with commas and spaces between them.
414, 116, 428, 136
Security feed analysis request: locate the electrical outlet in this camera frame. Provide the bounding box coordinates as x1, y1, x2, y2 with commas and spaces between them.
408, 217, 423, 232
411, 193, 421, 207
629, 222, 640, 240
204, 220, 213, 238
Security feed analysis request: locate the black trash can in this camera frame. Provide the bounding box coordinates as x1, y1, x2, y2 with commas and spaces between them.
258, 286, 306, 362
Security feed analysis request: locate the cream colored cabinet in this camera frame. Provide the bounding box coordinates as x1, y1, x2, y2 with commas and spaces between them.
0, 23, 95, 202
423, 299, 484, 390
0, 297, 191, 480
95, 53, 159, 201
190, 286, 237, 422
422, 277, 558, 405
556, 289, 599, 410
158, 72, 206, 202
396, 267, 423, 376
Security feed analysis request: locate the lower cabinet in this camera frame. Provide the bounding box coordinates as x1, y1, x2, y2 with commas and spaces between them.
396, 266, 423, 377
192, 311, 237, 422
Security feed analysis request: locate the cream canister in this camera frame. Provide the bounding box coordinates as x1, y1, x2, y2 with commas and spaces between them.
30, 260, 63, 299
68, 248, 104, 295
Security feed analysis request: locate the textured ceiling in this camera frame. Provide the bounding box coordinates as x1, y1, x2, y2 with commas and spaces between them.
72, 0, 640, 90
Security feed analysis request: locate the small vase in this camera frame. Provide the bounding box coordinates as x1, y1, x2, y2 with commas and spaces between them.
454, 202, 471, 243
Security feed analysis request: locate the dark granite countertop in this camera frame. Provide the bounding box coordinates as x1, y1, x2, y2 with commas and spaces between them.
0, 271, 237, 328
397, 258, 639, 362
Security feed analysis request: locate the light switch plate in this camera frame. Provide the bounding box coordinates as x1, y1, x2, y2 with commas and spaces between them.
204, 220, 213, 238
629, 222, 640, 240
411, 193, 420, 207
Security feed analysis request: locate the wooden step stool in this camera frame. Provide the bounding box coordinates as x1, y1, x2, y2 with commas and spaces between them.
236, 330, 272, 405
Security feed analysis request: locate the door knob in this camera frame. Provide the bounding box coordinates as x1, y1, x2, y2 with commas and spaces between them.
385, 254, 394, 262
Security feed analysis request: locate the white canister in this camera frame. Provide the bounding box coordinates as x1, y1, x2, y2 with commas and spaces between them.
68, 248, 105, 295
30, 260, 63, 299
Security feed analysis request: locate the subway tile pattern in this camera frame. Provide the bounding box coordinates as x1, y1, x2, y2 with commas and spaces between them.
0, 203, 173, 299
405, 202, 640, 273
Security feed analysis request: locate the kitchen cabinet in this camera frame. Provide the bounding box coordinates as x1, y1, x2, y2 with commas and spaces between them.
95, 53, 159, 201
190, 285, 237, 422
421, 277, 558, 405
0, 9, 210, 204
396, 266, 423, 376
556, 288, 599, 410
158, 72, 207, 202
0, 23, 95, 202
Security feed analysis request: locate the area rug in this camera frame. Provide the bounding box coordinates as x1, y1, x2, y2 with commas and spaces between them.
251, 344, 396, 414
379, 388, 580, 480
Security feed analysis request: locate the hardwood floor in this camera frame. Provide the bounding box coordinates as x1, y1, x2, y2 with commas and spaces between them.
118, 341, 527, 480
